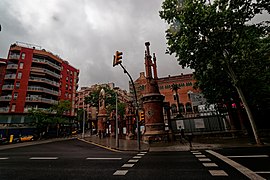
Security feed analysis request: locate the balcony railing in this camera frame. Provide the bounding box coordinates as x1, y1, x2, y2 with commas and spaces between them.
9, 54, 20, 60
31, 67, 61, 78
32, 57, 61, 70
28, 86, 59, 96
2, 85, 14, 90
4, 74, 16, 79
6, 64, 18, 69
28, 77, 60, 87
0, 96, 12, 101
25, 97, 58, 104
0, 107, 9, 112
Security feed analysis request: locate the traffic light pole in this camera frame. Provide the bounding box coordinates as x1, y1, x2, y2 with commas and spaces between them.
119, 63, 141, 151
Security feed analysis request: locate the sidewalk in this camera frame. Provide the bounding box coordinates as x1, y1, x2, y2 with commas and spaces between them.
82, 134, 270, 152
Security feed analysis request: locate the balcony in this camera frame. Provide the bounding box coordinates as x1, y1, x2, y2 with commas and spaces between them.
9, 54, 20, 60
4, 74, 16, 79
31, 67, 61, 78
0, 96, 12, 101
25, 96, 58, 104
32, 57, 61, 71
0, 107, 9, 113
2, 85, 14, 90
28, 77, 60, 87
6, 64, 18, 70
28, 86, 59, 96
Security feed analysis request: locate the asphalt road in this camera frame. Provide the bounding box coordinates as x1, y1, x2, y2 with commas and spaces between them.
0, 139, 268, 180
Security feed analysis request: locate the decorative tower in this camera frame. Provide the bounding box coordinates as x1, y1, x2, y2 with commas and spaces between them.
97, 88, 108, 138
141, 42, 166, 142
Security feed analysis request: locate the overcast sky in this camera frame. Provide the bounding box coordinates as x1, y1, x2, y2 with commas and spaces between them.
0, 0, 193, 91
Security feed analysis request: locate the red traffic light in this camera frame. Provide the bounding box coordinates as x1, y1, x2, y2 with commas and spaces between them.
113, 51, 123, 67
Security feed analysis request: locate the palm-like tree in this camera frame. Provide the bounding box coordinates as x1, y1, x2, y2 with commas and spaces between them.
171, 84, 181, 116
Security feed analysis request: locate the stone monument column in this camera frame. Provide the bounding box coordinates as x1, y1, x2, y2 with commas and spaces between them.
142, 42, 166, 142
97, 88, 108, 138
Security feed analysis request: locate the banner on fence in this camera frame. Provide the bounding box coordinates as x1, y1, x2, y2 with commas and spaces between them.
176, 120, 184, 129
194, 118, 205, 129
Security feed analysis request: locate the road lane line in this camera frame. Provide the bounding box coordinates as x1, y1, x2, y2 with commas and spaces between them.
255, 171, 270, 174
30, 157, 58, 160
0, 157, 9, 160
206, 150, 266, 180
133, 156, 142, 158
140, 152, 147, 154
78, 139, 121, 152
195, 155, 206, 158
113, 170, 128, 176
209, 170, 228, 176
137, 153, 145, 156
86, 158, 122, 160
128, 159, 138, 163
122, 164, 134, 168
203, 163, 218, 167
198, 158, 211, 162
227, 155, 269, 158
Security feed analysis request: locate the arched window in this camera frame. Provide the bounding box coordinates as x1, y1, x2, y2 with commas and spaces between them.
179, 103, 185, 113
186, 103, 192, 113
171, 104, 177, 114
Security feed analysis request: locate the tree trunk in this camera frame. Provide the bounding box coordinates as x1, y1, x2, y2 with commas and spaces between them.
235, 85, 262, 145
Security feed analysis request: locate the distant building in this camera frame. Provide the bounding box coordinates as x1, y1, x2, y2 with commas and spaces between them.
76, 83, 130, 130
132, 72, 203, 116
0, 42, 79, 126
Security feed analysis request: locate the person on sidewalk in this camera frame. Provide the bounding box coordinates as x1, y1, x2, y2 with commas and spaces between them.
179, 126, 185, 144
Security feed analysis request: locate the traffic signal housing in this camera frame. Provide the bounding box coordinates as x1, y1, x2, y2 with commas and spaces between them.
139, 111, 145, 121
113, 51, 123, 67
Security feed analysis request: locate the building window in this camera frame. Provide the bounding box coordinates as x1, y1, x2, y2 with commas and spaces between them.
11, 104, 16, 112
13, 93, 18, 100
186, 103, 192, 113
16, 82, 20, 89
171, 104, 177, 114
21, 53, 25, 60
66, 77, 69, 82
179, 103, 185, 113
17, 72, 22, 79
19, 62, 24, 69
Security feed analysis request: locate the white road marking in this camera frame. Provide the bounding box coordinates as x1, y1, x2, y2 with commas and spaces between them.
128, 159, 139, 163
195, 155, 206, 158
122, 164, 134, 168
193, 152, 202, 155
30, 157, 58, 160
227, 155, 269, 158
133, 156, 142, 159
203, 163, 218, 167
140, 152, 147, 154
255, 171, 270, 174
86, 158, 122, 160
137, 153, 145, 156
209, 170, 228, 176
113, 170, 128, 176
206, 150, 266, 180
198, 158, 211, 162
0, 157, 9, 160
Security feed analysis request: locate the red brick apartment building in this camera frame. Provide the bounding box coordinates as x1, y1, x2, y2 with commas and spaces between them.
0, 42, 79, 125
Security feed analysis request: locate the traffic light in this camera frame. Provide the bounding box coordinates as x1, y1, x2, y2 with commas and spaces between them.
139, 111, 145, 121
113, 51, 123, 67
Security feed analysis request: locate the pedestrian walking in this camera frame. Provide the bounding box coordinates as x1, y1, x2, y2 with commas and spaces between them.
179, 126, 185, 144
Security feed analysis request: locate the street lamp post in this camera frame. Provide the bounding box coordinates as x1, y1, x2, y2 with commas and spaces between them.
82, 101, 85, 139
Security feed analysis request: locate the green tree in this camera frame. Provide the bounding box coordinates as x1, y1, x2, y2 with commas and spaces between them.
160, 0, 270, 144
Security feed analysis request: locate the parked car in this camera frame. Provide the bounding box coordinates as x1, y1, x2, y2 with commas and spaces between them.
20, 135, 34, 142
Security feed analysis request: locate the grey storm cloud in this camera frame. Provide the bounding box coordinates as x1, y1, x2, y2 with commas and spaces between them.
0, 0, 191, 90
